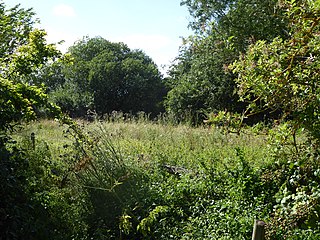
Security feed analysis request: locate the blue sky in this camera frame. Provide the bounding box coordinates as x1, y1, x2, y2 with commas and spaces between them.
6, 0, 192, 72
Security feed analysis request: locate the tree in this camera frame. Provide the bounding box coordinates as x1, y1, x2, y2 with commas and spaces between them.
0, 3, 35, 66
36, 55, 94, 117
232, 0, 320, 140
181, 0, 288, 50
165, 34, 238, 123
47, 37, 165, 116
165, 0, 288, 123
0, 3, 60, 131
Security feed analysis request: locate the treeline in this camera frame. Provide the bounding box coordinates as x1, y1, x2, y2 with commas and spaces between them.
33, 0, 288, 123
2, 0, 319, 128
22, 0, 314, 129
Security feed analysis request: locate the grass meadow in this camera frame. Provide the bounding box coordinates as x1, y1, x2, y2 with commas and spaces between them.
10, 118, 320, 239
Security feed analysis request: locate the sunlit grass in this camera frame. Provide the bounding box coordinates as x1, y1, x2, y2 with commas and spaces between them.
14, 118, 271, 173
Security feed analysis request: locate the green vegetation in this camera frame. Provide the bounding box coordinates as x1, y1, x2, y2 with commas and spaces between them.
165, 0, 288, 123
232, 0, 320, 140
8, 118, 320, 239
2, 0, 320, 239
40, 37, 165, 117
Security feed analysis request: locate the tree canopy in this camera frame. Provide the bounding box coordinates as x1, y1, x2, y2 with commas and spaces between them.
45, 37, 166, 117
165, 0, 289, 123
0, 3, 60, 131
232, 0, 320, 139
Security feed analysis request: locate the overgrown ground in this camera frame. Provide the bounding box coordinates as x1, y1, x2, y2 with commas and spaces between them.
8, 118, 320, 239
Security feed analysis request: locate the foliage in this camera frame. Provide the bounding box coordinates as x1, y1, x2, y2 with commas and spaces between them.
0, 3, 61, 131
165, 0, 288, 123
2, 134, 90, 239
232, 0, 320, 141
165, 35, 239, 124
0, 2, 80, 239
232, 0, 320, 234
230, 2, 320, 236
71, 125, 147, 239
49, 80, 94, 117
0, 77, 60, 131
0, 3, 36, 68
181, 0, 288, 49
43, 37, 166, 117
204, 110, 243, 132
13, 118, 269, 239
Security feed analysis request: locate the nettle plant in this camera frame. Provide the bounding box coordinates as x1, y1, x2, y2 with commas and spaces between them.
232, 0, 320, 143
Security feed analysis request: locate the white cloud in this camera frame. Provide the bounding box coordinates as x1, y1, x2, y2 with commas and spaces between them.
44, 27, 79, 53
52, 4, 76, 17
109, 34, 179, 70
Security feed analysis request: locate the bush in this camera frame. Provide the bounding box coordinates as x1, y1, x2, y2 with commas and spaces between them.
0, 131, 90, 239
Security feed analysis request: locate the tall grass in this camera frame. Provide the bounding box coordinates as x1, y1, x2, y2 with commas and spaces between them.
11, 117, 320, 239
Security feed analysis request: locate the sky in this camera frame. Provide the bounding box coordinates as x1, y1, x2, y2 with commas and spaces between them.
6, 0, 193, 73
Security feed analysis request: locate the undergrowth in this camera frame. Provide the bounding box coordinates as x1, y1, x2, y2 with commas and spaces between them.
4, 118, 320, 239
